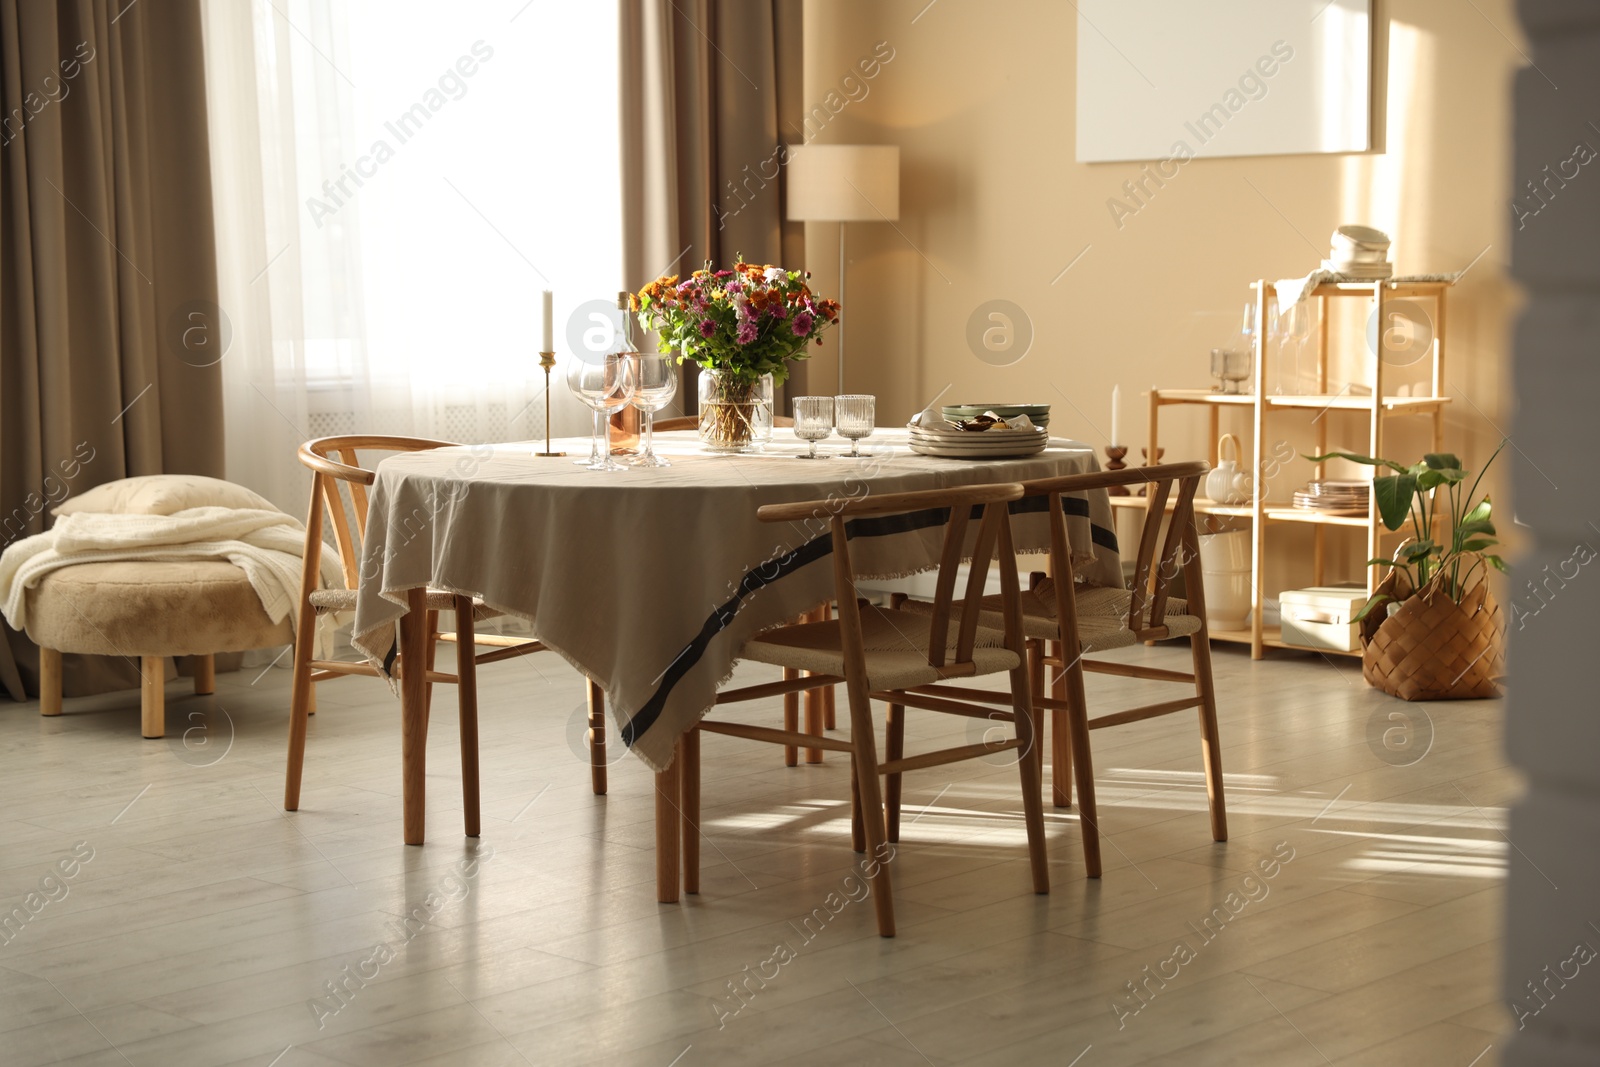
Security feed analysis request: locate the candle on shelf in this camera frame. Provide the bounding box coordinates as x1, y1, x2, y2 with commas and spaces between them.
541, 290, 555, 352
1110, 384, 1121, 446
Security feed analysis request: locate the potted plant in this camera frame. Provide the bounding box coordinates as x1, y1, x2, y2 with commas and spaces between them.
1305, 443, 1507, 700
634, 259, 839, 452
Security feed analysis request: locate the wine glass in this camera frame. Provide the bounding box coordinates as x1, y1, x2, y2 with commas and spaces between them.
1281, 300, 1317, 395
1210, 348, 1251, 395
834, 395, 876, 457
566, 354, 635, 471
791, 396, 834, 460
629, 354, 678, 468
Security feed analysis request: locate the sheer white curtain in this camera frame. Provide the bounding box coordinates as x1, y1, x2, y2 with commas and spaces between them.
202, 0, 620, 515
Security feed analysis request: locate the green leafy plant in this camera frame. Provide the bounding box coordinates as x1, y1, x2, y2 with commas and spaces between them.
1304, 441, 1507, 622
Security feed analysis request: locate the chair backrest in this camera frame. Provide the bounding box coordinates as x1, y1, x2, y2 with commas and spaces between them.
298, 435, 458, 592
654, 415, 794, 432
757, 482, 1027, 677
1019, 462, 1210, 641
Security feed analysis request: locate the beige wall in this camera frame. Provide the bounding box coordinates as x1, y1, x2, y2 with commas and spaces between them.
801, 0, 1520, 589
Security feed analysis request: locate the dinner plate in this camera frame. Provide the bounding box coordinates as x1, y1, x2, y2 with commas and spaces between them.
909, 431, 1048, 459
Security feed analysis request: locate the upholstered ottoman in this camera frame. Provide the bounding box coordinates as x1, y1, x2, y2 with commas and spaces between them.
27, 560, 293, 737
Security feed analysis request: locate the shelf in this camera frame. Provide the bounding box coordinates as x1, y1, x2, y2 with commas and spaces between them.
1207, 624, 1362, 657
1109, 496, 1374, 527
1263, 508, 1372, 527
1152, 389, 1451, 412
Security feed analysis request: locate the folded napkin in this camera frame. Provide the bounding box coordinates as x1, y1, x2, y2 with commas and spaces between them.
909, 406, 1037, 437
1275, 269, 1463, 308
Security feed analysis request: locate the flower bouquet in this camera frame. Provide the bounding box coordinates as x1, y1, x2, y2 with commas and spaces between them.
634, 259, 838, 451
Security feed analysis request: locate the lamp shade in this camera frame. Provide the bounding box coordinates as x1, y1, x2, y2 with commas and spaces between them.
785, 144, 899, 222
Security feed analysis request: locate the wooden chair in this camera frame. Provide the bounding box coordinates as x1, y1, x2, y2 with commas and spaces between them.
895, 462, 1225, 878
282, 436, 606, 835
679, 482, 1048, 937
653, 415, 794, 432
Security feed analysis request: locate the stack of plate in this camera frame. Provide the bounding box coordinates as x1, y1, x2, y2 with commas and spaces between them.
1324, 224, 1392, 280
909, 424, 1048, 459
1292, 480, 1369, 514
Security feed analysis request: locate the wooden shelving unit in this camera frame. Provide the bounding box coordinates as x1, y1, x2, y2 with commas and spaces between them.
1126, 277, 1455, 659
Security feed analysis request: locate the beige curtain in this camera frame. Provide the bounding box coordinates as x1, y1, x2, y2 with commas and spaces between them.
620, 0, 810, 397
0, 0, 224, 699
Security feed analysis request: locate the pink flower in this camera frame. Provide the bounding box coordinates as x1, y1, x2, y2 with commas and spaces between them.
792, 311, 815, 338
736, 320, 759, 345
767, 302, 788, 320
700, 319, 717, 338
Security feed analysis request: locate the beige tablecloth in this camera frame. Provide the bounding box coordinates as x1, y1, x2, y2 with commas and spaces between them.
351, 431, 1120, 771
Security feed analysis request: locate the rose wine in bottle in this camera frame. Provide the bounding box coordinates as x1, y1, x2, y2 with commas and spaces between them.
609, 290, 641, 455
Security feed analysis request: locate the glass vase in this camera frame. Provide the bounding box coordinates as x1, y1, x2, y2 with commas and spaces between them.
696, 369, 773, 453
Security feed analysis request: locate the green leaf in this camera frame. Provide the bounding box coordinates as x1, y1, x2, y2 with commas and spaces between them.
1352, 594, 1391, 623
1417, 467, 1466, 489
1302, 451, 1411, 474
1399, 540, 1438, 562
1373, 474, 1417, 531
1423, 453, 1462, 470
1460, 538, 1497, 552
1454, 518, 1496, 541
1485, 554, 1509, 573
1462, 498, 1492, 525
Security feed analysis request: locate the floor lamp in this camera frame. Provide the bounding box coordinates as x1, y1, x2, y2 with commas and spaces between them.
785, 145, 900, 394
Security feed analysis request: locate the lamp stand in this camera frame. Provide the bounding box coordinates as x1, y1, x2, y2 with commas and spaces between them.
837, 222, 848, 395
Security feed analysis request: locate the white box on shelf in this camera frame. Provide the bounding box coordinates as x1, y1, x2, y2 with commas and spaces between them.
1278, 585, 1369, 652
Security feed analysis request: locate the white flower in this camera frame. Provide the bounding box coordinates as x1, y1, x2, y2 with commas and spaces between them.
764, 267, 786, 283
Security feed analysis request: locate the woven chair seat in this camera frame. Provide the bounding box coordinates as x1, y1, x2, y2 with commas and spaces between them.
742, 607, 1020, 691
308, 587, 501, 620
898, 578, 1201, 651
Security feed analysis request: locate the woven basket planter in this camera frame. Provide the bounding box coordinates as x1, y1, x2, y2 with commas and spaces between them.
1359, 573, 1504, 701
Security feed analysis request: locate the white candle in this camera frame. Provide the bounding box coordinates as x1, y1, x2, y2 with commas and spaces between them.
1110, 384, 1121, 446
541, 290, 554, 352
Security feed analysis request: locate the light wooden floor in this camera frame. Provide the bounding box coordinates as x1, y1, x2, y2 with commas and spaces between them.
0, 640, 1515, 1066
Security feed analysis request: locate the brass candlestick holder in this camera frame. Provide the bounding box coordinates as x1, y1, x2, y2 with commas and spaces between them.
1105, 445, 1129, 495
535, 350, 566, 457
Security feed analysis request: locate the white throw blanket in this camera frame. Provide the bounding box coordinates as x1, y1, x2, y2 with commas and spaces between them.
0, 507, 344, 643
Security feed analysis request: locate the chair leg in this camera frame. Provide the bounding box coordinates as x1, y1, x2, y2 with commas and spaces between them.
821, 604, 837, 730
285, 614, 319, 811
1049, 640, 1074, 809
843, 677, 895, 937
1192, 632, 1228, 842
1061, 652, 1102, 878
783, 667, 800, 767
1010, 662, 1049, 894
141, 657, 165, 738
193, 654, 215, 696
850, 759, 865, 853
455, 599, 481, 838
422, 609, 440, 733
587, 677, 608, 795
884, 701, 904, 843
681, 727, 700, 895
39, 647, 62, 716
804, 674, 825, 764
656, 745, 682, 904
1026, 638, 1046, 782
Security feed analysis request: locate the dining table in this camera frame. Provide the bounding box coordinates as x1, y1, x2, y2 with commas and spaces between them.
350, 428, 1122, 901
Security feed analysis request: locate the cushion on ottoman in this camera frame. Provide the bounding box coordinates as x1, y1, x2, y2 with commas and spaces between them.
24, 560, 292, 658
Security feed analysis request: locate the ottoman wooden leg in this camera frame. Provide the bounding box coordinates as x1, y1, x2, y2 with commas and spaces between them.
141, 656, 165, 738
40, 647, 63, 716
194, 654, 215, 696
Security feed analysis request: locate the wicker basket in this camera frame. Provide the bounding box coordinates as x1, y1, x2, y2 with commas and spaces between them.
1359, 572, 1504, 701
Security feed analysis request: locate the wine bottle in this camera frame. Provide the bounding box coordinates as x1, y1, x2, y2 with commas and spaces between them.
609, 291, 641, 455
